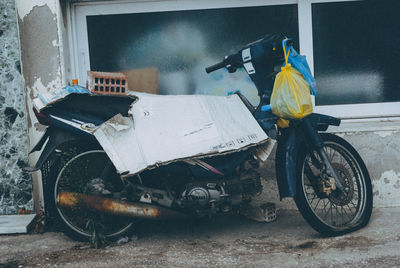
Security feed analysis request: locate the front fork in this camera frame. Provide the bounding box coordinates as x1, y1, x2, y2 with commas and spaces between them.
297, 117, 345, 193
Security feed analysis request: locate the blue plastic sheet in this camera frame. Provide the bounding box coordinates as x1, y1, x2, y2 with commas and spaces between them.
284, 42, 318, 96
64, 85, 91, 94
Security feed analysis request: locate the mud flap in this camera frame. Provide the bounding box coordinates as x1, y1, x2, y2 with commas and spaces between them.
275, 127, 300, 199
275, 113, 340, 199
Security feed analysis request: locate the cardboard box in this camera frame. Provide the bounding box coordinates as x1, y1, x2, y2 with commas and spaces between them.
121, 68, 158, 94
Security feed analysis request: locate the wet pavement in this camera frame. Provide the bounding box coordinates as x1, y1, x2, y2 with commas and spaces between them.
1, 207, 399, 267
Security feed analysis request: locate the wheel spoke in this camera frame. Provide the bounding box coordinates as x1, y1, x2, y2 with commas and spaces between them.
329, 148, 337, 162
342, 205, 352, 221
321, 200, 330, 219
313, 198, 322, 211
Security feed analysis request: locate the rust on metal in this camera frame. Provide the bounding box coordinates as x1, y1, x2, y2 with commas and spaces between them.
57, 191, 185, 220
87, 71, 128, 95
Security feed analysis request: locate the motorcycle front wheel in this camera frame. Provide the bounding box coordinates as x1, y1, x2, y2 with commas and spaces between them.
48, 141, 133, 241
294, 133, 373, 236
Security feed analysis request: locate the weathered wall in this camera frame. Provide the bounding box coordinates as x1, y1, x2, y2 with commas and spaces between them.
0, 0, 31, 214
340, 130, 400, 207
15, 0, 67, 212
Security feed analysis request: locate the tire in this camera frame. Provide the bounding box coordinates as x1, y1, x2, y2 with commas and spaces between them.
46, 140, 133, 241
294, 133, 373, 236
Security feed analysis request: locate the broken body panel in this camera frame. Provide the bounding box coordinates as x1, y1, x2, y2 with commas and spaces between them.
32, 87, 271, 176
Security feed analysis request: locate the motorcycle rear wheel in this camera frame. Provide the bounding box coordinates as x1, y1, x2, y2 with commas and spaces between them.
48, 141, 133, 241
294, 133, 373, 236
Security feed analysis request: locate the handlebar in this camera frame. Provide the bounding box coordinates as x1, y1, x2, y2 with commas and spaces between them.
205, 35, 288, 74
205, 61, 226, 73
205, 53, 243, 74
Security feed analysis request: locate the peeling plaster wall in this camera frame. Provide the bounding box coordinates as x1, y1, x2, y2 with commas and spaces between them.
15, 0, 67, 212
0, 0, 31, 214
338, 130, 400, 208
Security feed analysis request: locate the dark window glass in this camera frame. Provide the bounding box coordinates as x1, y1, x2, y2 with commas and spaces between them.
87, 5, 298, 104
313, 0, 400, 105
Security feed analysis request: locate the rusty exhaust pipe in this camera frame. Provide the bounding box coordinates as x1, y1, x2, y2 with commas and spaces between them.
57, 191, 186, 220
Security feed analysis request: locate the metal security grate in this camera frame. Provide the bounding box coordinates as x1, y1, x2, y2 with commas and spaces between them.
87, 71, 128, 95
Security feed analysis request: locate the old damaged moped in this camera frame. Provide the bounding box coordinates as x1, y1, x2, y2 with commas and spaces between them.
28, 34, 372, 241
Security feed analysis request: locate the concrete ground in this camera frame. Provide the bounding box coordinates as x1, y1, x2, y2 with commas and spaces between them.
0, 207, 399, 267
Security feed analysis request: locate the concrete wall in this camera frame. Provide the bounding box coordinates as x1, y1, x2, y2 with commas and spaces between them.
15, 0, 68, 213
0, 0, 31, 214
339, 129, 400, 208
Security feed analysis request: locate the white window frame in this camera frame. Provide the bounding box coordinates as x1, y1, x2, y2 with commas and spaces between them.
68, 0, 400, 121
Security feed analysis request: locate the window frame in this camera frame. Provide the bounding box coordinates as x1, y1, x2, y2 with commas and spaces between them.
68, 0, 400, 120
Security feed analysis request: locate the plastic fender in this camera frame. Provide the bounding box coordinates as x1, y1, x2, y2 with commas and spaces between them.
28, 127, 94, 171
275, 113, 341, 199
308, 113, 341, 131
275, 126, 300, 199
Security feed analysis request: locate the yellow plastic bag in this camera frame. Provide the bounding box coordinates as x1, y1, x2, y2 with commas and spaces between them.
270, 43, 313, 119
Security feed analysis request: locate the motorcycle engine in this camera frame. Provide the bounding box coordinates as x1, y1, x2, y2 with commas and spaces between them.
182, 183, 223, 207
181, 170, 262, 215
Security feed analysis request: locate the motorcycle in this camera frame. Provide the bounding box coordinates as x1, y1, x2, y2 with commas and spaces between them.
28, 34, 372, 241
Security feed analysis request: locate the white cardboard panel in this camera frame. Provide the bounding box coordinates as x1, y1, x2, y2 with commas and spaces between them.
94, 93, 268, 175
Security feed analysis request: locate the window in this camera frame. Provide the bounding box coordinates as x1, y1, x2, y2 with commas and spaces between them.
313, 0, 400, 106
73, 1, 298, 105
69, 0, 400, 119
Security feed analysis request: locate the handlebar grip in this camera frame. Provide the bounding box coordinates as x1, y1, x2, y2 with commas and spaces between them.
205, 61, 226, 73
